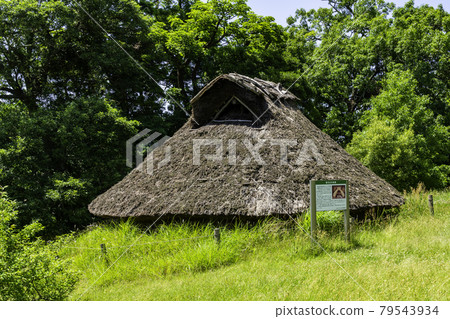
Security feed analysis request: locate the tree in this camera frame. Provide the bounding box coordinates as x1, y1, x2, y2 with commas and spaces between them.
0, 0, 166, 129
284, 0, 395, 144
0, 99, 139, 234
145, 0, 288, 131
284, 0, 450, 145
347, 68, 450, 190
389, 1, 450, 126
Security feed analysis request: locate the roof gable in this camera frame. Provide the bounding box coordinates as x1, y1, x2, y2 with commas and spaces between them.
190, 73, 297, 127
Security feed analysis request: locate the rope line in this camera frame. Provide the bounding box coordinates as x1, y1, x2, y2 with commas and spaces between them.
62, 234, 211, 250
71, 0, 199, 125
63, 246, 103, 250
251, 6, 376, 126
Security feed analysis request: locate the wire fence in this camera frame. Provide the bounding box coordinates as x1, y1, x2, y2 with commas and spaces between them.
60, 230, 220, 251
60, 223, 312, 252
59, 217, 358, 254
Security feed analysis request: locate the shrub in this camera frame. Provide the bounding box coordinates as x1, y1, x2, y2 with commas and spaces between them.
0, 189, 78, 300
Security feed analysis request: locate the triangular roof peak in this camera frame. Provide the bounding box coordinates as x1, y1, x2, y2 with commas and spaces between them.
190, 73, 298, 127
191, 73, 297, 104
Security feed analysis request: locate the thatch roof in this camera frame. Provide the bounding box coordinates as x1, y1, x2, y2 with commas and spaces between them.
89, 73, 404, 219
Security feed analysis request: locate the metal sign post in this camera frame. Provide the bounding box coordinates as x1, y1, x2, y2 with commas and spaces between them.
309, 181, 317, 243
310, 180, 350, 242
344, 183, 350, 241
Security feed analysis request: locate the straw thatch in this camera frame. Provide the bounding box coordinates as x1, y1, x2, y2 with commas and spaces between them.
89, 73, 404, 219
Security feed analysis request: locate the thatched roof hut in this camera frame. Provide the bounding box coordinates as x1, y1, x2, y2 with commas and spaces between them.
89, 73, 404, 219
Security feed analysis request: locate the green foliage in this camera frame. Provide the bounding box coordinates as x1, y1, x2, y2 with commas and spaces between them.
0, 0, 164, 121
347, 68, 450, 190
0, 189, 78, 300
0, 99, 139, 234
0, 0, 289, 132
60, 219, 268, 293
284, 0, 450, 144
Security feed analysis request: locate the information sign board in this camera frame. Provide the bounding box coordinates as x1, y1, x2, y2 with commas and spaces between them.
309, 180, 350, 241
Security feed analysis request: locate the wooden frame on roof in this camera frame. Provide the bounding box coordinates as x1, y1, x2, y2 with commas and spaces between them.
211, 95, 261, 123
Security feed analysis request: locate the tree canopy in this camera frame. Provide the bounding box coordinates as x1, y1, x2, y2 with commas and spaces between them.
0, 0, 448, 234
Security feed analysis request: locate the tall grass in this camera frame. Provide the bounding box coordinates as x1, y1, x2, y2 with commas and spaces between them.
62, 187, 450, 300
299, 209, 344, 233
59, 220, 272, 297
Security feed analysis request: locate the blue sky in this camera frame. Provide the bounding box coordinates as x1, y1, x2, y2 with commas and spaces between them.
246, 0, 449, 25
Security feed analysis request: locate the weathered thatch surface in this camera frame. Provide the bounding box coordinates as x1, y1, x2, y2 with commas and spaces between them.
89, 73, 404, 218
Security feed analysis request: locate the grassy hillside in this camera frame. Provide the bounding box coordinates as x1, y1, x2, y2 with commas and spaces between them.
60, 187, 449, 300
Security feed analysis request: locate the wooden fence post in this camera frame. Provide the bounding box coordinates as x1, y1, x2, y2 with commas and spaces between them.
428, 194, 434, 216
100, 243, 107, 256
344, 208, 350, 242
214, 228, 220, 246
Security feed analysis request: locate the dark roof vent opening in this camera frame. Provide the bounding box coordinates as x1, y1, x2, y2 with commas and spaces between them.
212, 96, 258, 125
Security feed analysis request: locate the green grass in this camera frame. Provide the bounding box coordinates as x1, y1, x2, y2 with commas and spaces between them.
61, 188, 450, 300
